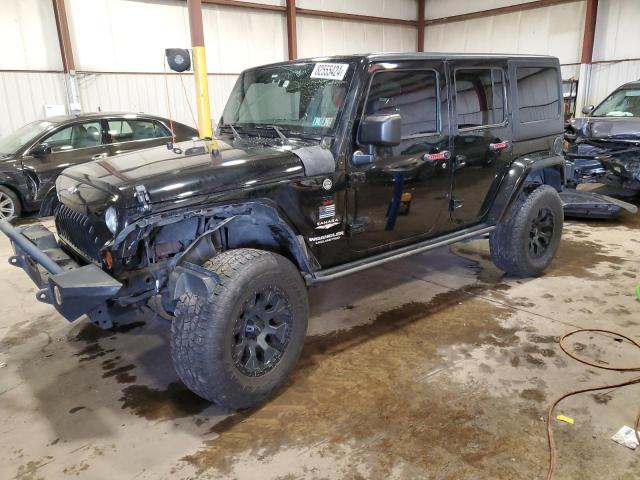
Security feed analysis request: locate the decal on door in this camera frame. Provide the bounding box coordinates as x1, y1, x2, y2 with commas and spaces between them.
318, 199, 336, 219
308, 231, 345, 245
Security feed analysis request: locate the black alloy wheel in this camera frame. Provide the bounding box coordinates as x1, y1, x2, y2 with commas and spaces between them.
528, 207, 554, 258
232, 286, 292, 377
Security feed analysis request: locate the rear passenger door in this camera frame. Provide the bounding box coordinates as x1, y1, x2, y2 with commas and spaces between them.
449, 62, 512, 225
106, 117, 171, 155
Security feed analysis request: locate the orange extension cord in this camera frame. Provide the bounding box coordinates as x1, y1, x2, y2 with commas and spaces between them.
546, 329, 640, 480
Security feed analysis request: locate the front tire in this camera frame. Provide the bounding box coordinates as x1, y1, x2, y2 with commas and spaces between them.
0, 185, 21, 222
490, 185, 563, 277
170, 249, 308, 409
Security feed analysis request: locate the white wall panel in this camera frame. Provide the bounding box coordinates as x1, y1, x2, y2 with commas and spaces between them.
585, 60, 640, 106
593, 0, 640, 62
425, 0, 540, 20
297, 16, 417, 58
76, 73, 238, 128
66, 0, 286, 73
0, 72, 67, 136
297, 0, 417, 21
424, 2, 584, 65
0, 0, 62, 70
201, 6, 287, 72
234, 0, 285, 5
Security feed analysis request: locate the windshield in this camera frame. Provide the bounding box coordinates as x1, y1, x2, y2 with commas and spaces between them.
0, 120, 54, 155
221, 61, 355, 136
592, 88, 640, 117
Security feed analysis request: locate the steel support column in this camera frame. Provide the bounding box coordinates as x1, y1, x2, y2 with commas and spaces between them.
417, 0, 425, 52
52, 0, 81, 113
576, 0, 599, 115
286, 0, 298, 60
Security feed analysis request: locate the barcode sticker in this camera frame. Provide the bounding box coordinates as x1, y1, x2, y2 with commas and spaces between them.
310, 63, 349, 80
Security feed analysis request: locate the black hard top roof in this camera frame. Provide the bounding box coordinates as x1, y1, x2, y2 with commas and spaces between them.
253, 52, 559, 70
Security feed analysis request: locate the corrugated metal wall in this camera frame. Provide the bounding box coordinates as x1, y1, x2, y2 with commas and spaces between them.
297, 17, 416, 58
3, 0, 640, 136
0, 0, 62, 71
75, 72, 238, 128
0, 72, 67, 136
0, 0, 419, 134
424, 0, 640, 106
297, 0, 417, 21
424, 2, 585, 67
586, 0, 640, 105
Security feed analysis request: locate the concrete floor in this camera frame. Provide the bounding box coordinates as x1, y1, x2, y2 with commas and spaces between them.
1, 213, 640, 480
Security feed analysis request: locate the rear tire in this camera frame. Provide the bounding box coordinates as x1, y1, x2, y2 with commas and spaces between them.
490, 185, 563, 277
170, 248, 308, 409
0, 185, 21, 222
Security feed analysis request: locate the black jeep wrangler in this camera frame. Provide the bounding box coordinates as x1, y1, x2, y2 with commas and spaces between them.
0, 54, 565, 409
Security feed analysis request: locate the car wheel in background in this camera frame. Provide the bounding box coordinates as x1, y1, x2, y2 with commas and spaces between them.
0, 186, 21, 222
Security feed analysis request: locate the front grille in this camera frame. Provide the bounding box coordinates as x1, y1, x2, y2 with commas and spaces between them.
55, 204, 104, 263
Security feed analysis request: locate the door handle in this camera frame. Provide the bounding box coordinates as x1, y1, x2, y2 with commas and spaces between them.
489, 140, 510, 152
422, 150, 450, 162
91, 153, 108, 161
454, 155, 467, 168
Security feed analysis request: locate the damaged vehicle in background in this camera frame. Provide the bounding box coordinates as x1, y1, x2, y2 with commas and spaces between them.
562, 80, 640, 218
0, 113, 196, 221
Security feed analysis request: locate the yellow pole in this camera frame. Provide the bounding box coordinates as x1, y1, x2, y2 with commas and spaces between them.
187, 0, 214, 141
192, 45, 213, 139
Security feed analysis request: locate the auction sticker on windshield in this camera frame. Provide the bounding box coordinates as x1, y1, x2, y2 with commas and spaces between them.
310, 63, 349, 80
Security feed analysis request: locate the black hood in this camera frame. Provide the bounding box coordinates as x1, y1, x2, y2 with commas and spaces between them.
56, 137, 309, 211
571, 116, 640, 141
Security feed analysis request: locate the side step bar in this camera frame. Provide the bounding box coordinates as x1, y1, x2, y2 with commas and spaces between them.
306, 224, 495, 285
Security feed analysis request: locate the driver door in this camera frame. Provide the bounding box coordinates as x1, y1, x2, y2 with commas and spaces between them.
346, 61, 452, 252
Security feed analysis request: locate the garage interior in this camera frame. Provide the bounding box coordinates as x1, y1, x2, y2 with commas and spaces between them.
1, 1, 640, 479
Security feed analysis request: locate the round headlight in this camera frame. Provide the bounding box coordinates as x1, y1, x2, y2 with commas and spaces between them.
105, 206, 118, 235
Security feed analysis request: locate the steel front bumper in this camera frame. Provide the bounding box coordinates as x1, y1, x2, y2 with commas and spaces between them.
0, 221, 122, 325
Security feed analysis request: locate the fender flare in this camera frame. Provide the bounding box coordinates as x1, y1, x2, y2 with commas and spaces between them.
38, 187, 59, 216
113, 200, 315, 301
487, 153, 565, 224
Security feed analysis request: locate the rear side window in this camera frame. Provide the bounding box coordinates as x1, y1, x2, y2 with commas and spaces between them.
516, 67, 561, 123
107, 119, 169, 142
365, 70, 439, 137
455, 68, 505, 128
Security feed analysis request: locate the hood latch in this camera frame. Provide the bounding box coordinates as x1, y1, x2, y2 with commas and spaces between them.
134, 185, 152, 212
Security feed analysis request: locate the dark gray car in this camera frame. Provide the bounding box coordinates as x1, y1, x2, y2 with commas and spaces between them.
0, 113, 197, 220
565, 81, 640, 190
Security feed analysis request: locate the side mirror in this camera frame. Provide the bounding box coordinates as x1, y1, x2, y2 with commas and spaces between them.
31, 143, 52, 157
359, 114, 401, 147
582, 105, 595, 116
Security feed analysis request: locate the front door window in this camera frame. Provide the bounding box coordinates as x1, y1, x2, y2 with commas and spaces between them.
45, 121, 103, 152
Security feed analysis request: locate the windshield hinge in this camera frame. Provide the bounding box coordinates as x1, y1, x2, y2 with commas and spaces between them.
347, 172, 366, 187
134, 185, 152, 211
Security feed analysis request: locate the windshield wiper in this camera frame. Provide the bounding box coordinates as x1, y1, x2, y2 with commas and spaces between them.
250, 125, 289, 144
268, 125, 289, 144
220, 123, 242, 141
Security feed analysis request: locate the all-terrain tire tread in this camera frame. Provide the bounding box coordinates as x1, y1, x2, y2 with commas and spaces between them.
170, 248, 308, 409
489, 185, 563, 277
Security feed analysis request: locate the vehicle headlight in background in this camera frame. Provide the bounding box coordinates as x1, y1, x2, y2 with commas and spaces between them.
105, 206, 118, 235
